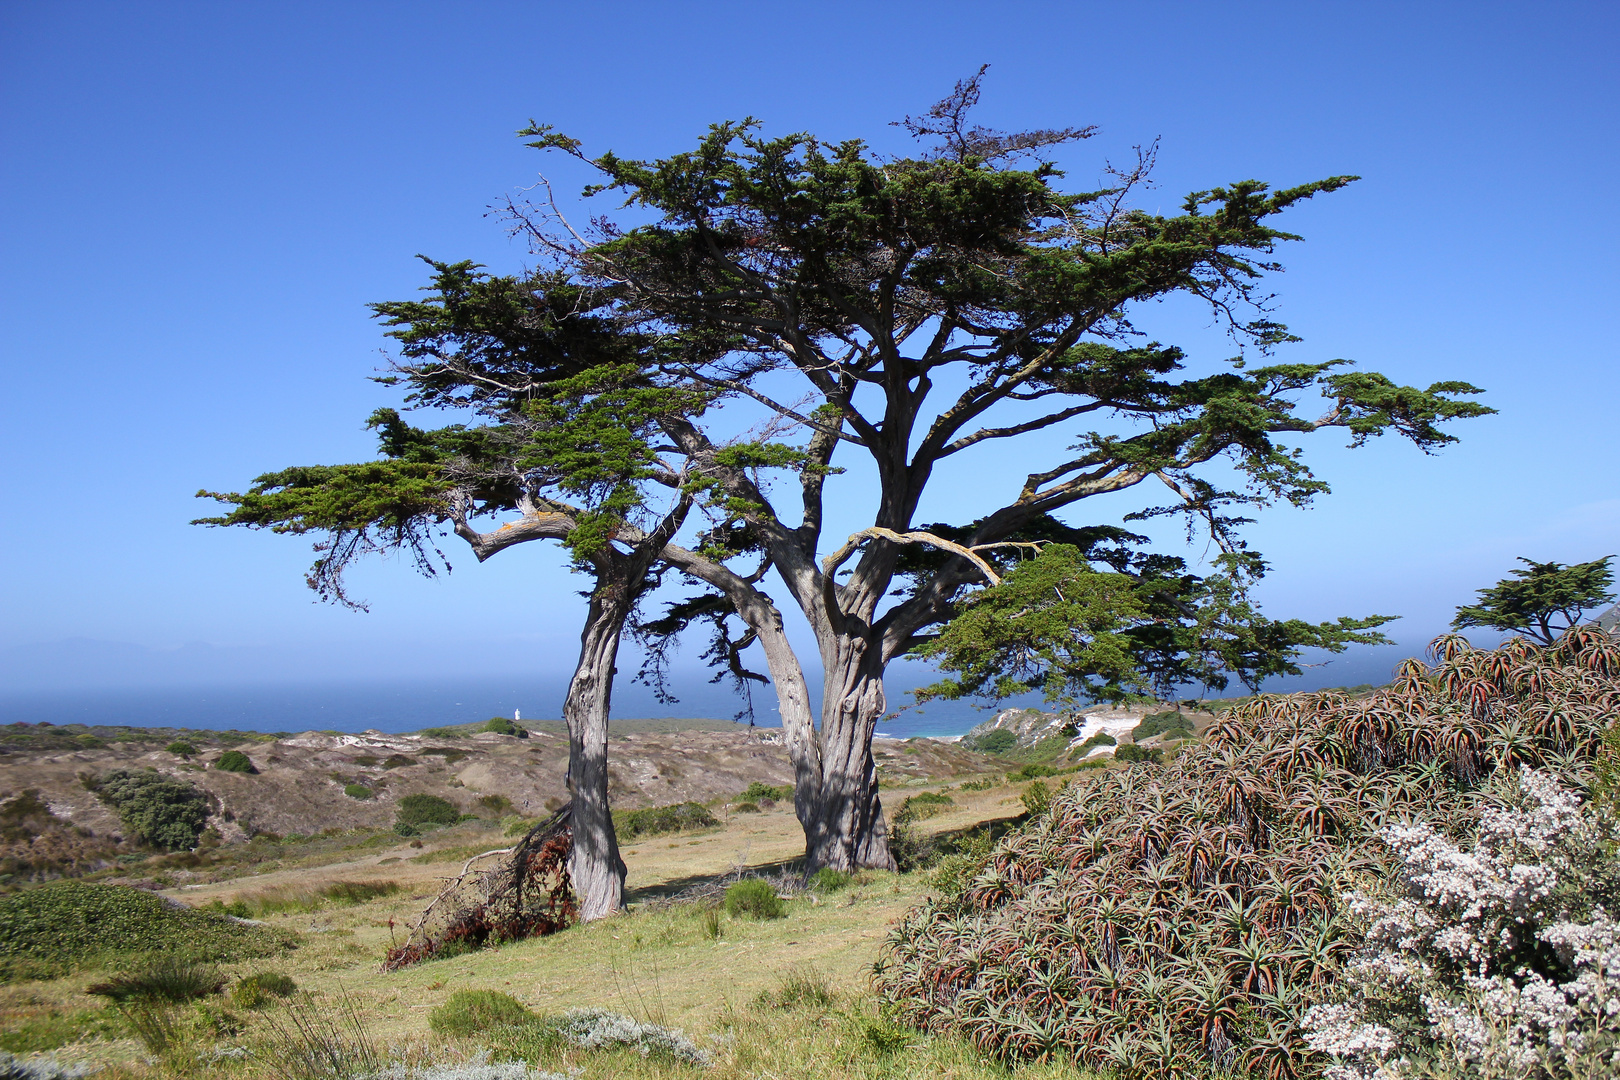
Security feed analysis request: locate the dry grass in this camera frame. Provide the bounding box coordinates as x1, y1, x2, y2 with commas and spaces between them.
0, 767, 1032, 1079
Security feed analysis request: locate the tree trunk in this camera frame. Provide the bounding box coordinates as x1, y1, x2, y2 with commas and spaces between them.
807, 638, 894, 872
564, 590, 630, 921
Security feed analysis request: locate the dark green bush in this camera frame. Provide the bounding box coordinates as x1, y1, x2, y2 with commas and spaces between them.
731, 801, 761, 813
740, 782, 792, 802
1075, 730, 1117, 755
214, 751, 257, 774
418, 746, 470, 764
614, 802, 718, 841
343, 784, 373, 800
970, 729, 1018, 754
1132, 710, 1195, 741
1115, 743, 1164, 765
429, 989, 534, 1036
725, 878, 785, 919
1007, 762, 1065, 781
1021, 779, 1053, 817
165, 741, 198, 757
395, 794, 459, 829
0, 882, 290, 979
91, 769, 211, 850
482, 717, 528, 737
381, 754, 417, 769
393, 822, 419, 837
419, 727, 461, 739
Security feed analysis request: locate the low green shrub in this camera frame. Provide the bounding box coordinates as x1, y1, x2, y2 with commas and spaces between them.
755, 966, 834, 1011
958, 778, 993, 792
0, 882, 291, 980
380, 754, 416, 769
809, 868, 852, 892
418, 727, 461, 739
897, 791, 954, 820
1115, 743, 1164, 765
731, 801, 761, 813
393, 823, 419, 837
613, 801, 718, 841
395, 794, 459, 830
1021, 779, 1052, 817
478, 794, 513, 816
165, 741, 197, 757
725, 878, 785, 919
90, 770, 210, 851
1074, 730, 1117, 755
343, 784, 374, 800
1007, 762, 1065, 781
428, 989, 534, 1036
482, 717, 527, 737
740, 782, 792, 802
1132, 709, 1195, 741
231, 971, 297, 1009
214, 751, 257, 774
969, 729, 1017, 754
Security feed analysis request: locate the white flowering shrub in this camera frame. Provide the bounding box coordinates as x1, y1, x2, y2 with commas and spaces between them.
0, 1053, 97, 1080
1303, 768, 1620, 1079
551, 1008, 712, 1067
362, 1049, 570, 1080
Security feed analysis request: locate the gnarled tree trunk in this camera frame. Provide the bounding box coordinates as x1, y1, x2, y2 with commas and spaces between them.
564, 585, 631, 921
807, 638, 893, 871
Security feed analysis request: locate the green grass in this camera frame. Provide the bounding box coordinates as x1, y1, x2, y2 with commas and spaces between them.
0, 882, 293, 981
614, 801, 718, 841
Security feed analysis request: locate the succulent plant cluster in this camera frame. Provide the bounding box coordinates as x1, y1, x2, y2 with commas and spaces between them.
874, 629, 1620, 1077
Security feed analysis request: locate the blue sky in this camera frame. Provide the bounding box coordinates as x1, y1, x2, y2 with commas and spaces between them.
1, 2, 1616, 719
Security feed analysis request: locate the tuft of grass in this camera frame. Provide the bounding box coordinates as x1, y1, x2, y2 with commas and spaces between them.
613, 801, 718, 842
755, 966, 835, 1011
896, 791, 954, 820
725, 878, 785, 920
343, 784, 374, 800
258, 990, 384, 1080
84, 958, 225, 1004
809, 868, 852, 893
732, 801, 761, 814
428, 989, 535, 1037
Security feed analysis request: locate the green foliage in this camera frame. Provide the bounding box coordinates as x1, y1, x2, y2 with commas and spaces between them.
755, 966, 835, 1011
91, 769, 210, 850
380, 754, 416, 769
1131, 709, 1195, 740
1453, 555, 1615, 646
343, 784, 373, 800
482, 717, 527, 737
418, 727, 461, 739
896, 791, 954, 821
165, 741, 197, 757
967, 729, 1017, 754
1020, 780, 1052, 817
878, 631, 1620, 1075
1006, 762, 1065, 781
392, 823, 419, 837
613, 801, 718, 841
478, 794, 513, 815
958, 778, 993, 792
725, 878, 785, 919
740, 781, 792, 802
808, 868, 852, 893
428, 989, 534, 1036
231, 971, 297, 1009
1113, 742, 1163, 765
1074, 730, 1117, 755
394, 794, 460, 829
0, 882, 291, 980
321, 880, 399, 905
0, 1008, 124, 1054
731, 801, 760, 814
213, 750, 257, 774
417, 746, 470, 764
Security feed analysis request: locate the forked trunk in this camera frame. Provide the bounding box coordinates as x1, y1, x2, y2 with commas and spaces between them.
807, 640, 894, 872
564, 591, 630, 921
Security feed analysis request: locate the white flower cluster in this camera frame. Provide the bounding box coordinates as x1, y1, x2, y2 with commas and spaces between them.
552, 1008, 713, 1067
363, 1049, 572, 1080
1303, 768, 1620, 1078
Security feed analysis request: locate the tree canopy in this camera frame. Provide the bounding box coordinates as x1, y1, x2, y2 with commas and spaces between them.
1453, 555, 1616, 646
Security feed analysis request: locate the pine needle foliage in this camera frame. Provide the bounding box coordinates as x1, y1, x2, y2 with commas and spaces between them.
875, 627, 1620, 1077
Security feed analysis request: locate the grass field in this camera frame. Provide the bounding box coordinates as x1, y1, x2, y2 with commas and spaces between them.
0, 769, 1094, 1079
